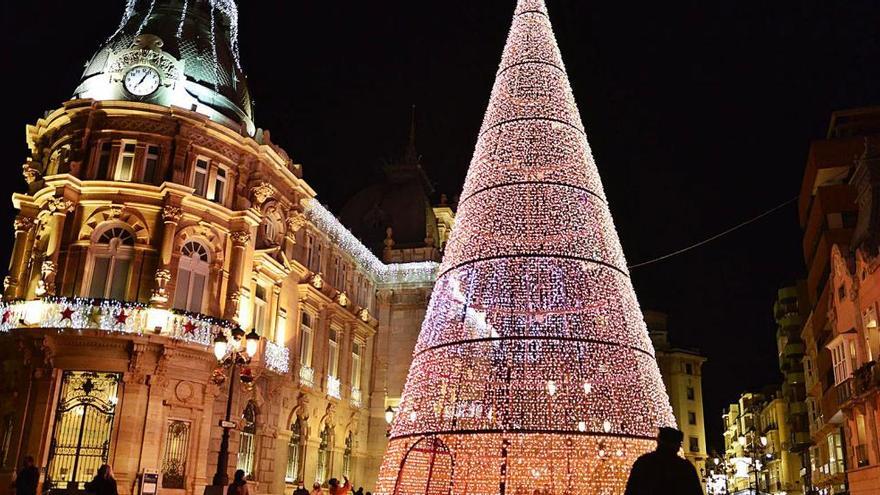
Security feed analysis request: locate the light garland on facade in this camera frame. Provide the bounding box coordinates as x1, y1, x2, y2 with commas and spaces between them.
302, 198, 439, 287
375, 1, 674, 493
0, 298, 288, 375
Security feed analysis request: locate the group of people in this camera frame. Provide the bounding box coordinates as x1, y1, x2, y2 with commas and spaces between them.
10, 427, 699, 495
291, 475, 369, 495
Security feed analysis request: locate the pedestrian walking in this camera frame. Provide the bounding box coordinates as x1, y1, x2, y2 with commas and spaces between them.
85, 464, 118, 495
623, 427, 703, 495
227, 470, 249, 495
14, 456, 39, 495
311, 482, 324, 495
293, 483, 310, 495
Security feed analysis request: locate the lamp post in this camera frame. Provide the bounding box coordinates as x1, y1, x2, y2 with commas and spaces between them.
738, 432, 768, 494
205, 326, 260, 495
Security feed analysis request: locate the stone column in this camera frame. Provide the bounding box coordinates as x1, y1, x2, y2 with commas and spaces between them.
5, 215, 37, 299
37, 198, 74, 297
150, 205, 182, 306
224, 231, 251, 321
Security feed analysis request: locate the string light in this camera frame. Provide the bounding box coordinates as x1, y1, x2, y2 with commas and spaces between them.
376, 1, 674, 493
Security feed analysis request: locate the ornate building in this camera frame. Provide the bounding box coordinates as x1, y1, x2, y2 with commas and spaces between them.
0, 1, 451, 494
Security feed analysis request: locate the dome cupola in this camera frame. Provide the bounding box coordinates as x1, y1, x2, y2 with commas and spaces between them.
73, 0, 255, 135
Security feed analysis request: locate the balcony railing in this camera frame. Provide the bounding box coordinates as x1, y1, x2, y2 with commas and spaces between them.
327, 376, 341, 399
856, 444, 870, 468
0, 298, 290, 374
350, 387, 362, 408
299, 365, 315, 387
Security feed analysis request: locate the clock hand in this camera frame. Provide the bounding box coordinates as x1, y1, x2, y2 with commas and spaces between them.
136, 72, 148, 87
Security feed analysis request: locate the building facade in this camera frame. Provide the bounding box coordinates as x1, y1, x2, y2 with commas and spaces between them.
799, 108, 880, 495
774, 283, 812, 491
645, 311, 709, 477
824, 131, 880, 495
0, 2, 453, 495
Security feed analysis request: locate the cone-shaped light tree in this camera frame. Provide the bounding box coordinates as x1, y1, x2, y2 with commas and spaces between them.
375, 1, 675, 493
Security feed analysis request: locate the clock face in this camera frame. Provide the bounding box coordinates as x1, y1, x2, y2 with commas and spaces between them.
123, 66, 161, 96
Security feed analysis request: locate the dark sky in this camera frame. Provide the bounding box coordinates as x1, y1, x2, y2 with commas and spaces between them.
4, 0, 880, 452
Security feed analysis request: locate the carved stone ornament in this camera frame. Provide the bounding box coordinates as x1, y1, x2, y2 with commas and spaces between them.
230, 231, 251, 247
21, 163, 40, 184
310, 273, 324, 290
35, 260, 57, 297
337, 291, 349, 308
162, 205, 183, 223
358, 308, 370, 322
14, 216, 36, 234
108, 47, 182, 81
3, 276, 12, 292
251, 182, 275, 206
286, 213, 307, 234
46, 197, 74, 214
150, 268, 172, 305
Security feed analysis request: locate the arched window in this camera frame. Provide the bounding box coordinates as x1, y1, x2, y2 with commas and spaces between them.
87, 226, 135, 299
315, 425, 331, 485
237, 401, 257, 477
342, 432, 352, 479
261, 209, 283, 247
173, 241, 210, 313
285, 418, 303, 483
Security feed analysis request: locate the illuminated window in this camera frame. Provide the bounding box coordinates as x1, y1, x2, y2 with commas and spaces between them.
161, 420, 190, 488
193, 159, 209, 197
253, 285, 268, 335
285, 419, 303, 483
300, 313, 313, 368
315, 425, 331, 484
342, 432, 352, 479
328, 328, 340, 379
114, 142, 136, 181
173, 241, 210, 313
88, 226, 135, 299
213, 167, 227, 204
144, 145, 160, 183
237, 402, 257, 477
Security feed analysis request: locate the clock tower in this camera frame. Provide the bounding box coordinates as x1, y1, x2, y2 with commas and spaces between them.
74, 0, 255, 136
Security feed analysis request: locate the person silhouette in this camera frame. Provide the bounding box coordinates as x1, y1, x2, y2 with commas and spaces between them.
623, 427, 703, 495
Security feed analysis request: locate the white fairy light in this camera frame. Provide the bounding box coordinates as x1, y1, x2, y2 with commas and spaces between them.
134, 0, 156, 38
375, 0, 674, 493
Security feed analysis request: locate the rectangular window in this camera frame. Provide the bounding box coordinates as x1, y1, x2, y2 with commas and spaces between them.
689, 436, 699, 453
314, 244, 324, 273
213, 167, 227, 204
328, 328, 340, 378
300, 313, 313, 367
305, 234, 314, 270
333, 256, 342, 288
96, 142, 112, 179
0, 415, 13, 468
161, 420, 191, 489
253, 285, 268, 335
115, 142, 136, 181
687, 386, 695, 401
144, 145, 160, 183
688, 411, 697, 425
193, 159, 209, 197
351, 340, 363, 391
685, 363, 693, 375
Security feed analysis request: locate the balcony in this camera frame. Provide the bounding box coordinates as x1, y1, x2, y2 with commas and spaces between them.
0, 297, 291, 374
327, 375, 341, 399
299, 365, 315, 387
854, 361, 879, 396
350, 387, 362, 408
837, 377, 855, 405
855, 444, 870, 468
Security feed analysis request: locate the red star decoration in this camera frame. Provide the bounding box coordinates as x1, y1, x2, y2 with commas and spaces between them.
60, 307, 74, 322
1, 310, 10, 324
115, 311, 129, 325
183, 321, 196, 335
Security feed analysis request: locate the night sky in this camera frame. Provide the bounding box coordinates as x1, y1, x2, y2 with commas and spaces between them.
4, 0, 880, 452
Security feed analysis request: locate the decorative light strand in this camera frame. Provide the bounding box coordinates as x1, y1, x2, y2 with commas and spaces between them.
375, 1, 674, 493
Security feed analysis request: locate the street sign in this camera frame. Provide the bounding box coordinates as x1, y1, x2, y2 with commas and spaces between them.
141, 469, 159, 495
220, 420, 236, 428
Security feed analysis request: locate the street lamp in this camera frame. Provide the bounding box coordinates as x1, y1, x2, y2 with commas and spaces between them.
205, 326, 259, 495
385, 406, 395, 425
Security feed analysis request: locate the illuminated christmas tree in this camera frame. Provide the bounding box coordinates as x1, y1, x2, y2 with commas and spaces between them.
375, 1, 675, 493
